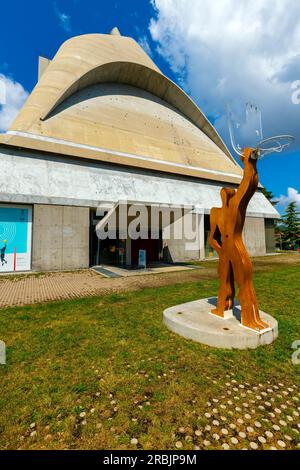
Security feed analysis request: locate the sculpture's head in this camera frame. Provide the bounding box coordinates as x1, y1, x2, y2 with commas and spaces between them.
240, 147, 259, 163
221, 188, 236, 207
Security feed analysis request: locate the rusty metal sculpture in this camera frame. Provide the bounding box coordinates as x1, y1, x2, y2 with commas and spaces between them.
209, 147, 269, 331
209, 102, 294, 332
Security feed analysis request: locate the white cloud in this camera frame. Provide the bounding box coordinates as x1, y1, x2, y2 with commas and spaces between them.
138, 35, 153, 57
54, 4, 72, 33
149, 0, 300, 150
277, 187, 300, 209
0, 77, 5, 105
0, 74, 28, 132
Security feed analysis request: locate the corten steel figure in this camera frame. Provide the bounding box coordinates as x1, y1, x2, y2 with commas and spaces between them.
208, 148, 269, 331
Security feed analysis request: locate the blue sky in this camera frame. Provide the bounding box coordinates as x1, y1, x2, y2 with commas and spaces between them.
0, 0, 299, 212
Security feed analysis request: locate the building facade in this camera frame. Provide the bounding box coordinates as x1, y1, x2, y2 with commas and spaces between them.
0, 28, 279, 273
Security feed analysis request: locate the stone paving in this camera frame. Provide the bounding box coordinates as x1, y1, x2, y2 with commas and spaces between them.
0, 270, 105, 308
0, 267, 204, 309
174, 373, 300, 450
0, 254, 298, 309
18, 371, 300, 450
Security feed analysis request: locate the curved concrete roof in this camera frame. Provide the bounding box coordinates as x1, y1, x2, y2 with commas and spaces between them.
5, 32, 242, 183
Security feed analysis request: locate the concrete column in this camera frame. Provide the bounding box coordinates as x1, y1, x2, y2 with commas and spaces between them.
243, 216, 266, 256
126, 238, 131, 265
198, 213, 205, 260
32, 204, 90, 271
162, 212, 202, 262
265, 219, 276, 253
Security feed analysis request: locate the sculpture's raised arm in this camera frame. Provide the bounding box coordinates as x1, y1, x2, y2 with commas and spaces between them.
231, 148, 259, 211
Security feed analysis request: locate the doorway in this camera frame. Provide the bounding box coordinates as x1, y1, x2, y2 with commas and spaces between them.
131, 233, 162, 267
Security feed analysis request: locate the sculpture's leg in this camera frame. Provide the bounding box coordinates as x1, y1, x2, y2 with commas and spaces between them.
246, 280, 269, 329
228, 261, 235, 309
232, 246, 269, 330
240, 252, 269, 329
212, 256, 234, 317
238, 285, 268, 330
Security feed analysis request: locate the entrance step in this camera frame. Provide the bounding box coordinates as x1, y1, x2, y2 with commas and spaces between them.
92, 266, 122, 278
92, 263, 200, 278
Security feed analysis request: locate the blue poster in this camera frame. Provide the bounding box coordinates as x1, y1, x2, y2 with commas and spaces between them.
0, 205, 31, 272
0, 207, 28, 254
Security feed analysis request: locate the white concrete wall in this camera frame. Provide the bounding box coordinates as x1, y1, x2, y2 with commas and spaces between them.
0, 147, 279, 219
32, 204, 89, 271
162, 213, 205, 262
243, 217, 266, 257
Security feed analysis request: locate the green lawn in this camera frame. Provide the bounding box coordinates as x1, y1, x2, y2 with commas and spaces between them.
0, 263, 300, 450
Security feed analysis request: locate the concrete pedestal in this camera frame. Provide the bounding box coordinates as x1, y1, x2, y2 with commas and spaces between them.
163, 297, 278, 350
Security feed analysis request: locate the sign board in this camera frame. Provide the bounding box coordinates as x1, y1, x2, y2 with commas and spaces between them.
138, 249, 146, 269
0, 204, 32, 273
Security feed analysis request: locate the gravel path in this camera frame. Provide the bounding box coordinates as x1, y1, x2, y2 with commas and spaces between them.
0, 254, 298, 309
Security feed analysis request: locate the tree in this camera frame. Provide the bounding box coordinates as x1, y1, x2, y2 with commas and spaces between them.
261, 187, 277, 206
281, 202, 300, 250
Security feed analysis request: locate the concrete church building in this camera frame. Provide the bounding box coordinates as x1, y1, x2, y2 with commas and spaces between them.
0, 28, 279, 273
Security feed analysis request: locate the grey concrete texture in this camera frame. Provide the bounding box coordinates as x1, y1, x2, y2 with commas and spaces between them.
162, 213, 266, 262
265, 218, 276, 252
163, 297, 278, 350
243, 217, 266, 256
162, 212, 204, 262
12, 30, 233, 164
32, 204, 89, 271
0, 147, 278, 219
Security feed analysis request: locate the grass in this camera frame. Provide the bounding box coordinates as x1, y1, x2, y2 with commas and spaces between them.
0, 260, 299, 450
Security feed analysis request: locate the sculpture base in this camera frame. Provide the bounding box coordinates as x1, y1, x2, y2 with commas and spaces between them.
163, 297, 278, 350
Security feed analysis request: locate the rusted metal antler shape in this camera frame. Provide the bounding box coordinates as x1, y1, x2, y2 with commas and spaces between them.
209, 148, 269, 331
